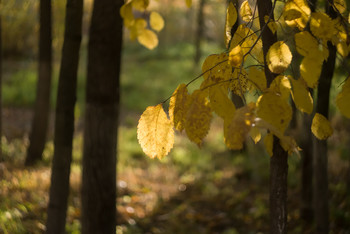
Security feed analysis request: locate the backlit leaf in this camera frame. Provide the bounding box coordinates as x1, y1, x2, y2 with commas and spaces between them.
228, 45, 243, 67
248, 66, 267, 91
256, 92, 292, 133
185, 90, 213, 146
270, 75, 291, 100
137, 104, 174, 159
224, 103, 256, 150
300, 56, 323, 88
138, 29, 158, 50
336, 78, 350, 118
294, 31, 320, 57
311, 113, 333, 140
266, 41, 292, 74
283, 0, 310, 29
310, 12, 336, 41
290, 78, 313, 114
129, 18, 147, 40
334, 0, 347, 14
240, 1, 252, 22
201, 53, 231, 82
225, 2, 238, 48
209, 84, 236, 121
150, 12, 164, 32
169, 84, 190, 132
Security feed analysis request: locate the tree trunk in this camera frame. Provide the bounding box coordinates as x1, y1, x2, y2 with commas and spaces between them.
81, 0, 123, 233
46, 0, 83, 233
312, 1, 337, 233
25, 0, 52, 166
0, 0, 2, 162
257, 0, 288, 233
194, 0, 205, 65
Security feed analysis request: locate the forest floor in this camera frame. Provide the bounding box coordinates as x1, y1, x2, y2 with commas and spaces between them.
1, 107, 350, 234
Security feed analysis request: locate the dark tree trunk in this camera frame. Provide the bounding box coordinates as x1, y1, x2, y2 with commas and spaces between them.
194, 0, 205, 65
46, 0, 83, 233
81, 0, 123, 233
0, 0, 2, 162
312, 2, 337, 233
25, 0, 52, 166
257, 0, 288, 233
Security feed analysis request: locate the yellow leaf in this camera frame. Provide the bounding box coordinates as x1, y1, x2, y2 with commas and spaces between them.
283, 0, 310, 29
294, 31, 320, 57
310, 12, 336, 41
225, 2, 238, 48
120, 3, 134, 27
311, 113, 333, 140
209, 84, 236, 121
137, 104, 174, 159
202, 53, 232, 82
240, 0, 252, 22
266, 41, 292, 74
132, 0, 149, 12
336, 41, 349, 57
129, 18, 147, 40
256, 92, 292, 133
169, 84, 190, 132
300, 56, 323, 88
290, 78, 313, 114
228, 45, 243, 67
264, 133, 274, 156
186, 0, 192, 8
150, 12, 164, 32
230, 68, 249, 97
230, 25, 262, 60
270, 75, 291, 100
185, 90, 213, 146
248, 66, 267, 91
138, 29, 158, 50
336, 78, 350, 118
249, 126, 261, 144
224, 103, 256, 150
264, 15, 277, 34
334, 0, 347, 14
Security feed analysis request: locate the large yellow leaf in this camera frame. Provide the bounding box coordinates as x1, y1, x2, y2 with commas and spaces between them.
230, 25, 262, 60
137, 104, 174, 159
290, 78, 313, 114
185, 90, 213, 146
225, 2, 238, 48
240, 0, 252, 22
224, 103, 255, 150
132, 0, 149, 12
294, 31, 320, 57
248, 66, 267, 91
266, 41, 292, 74
283, 0, 310, 29
256, 92, 292, 133
336, 78, 350, 118
300, 56, 323, 88
310, 12, 336, 41
201, 53, 231, 82
129, 18, 147, 40
230, 68, 248, 97
270, 75, 291, 100
120, 3, 134, 27
228, 45, 243, 67
150, 12, 164, 32
169, 84, 190, 132
311, 113, 333, 140
209, 84, 236, 121
137, 29, 158, 50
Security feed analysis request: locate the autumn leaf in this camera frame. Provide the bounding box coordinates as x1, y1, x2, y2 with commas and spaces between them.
228, 45, 243, 67
311, 113, 333, 140
256, 92, 292, 133
185, 90, 213, 146
138, 29, 159, 50
132, 0, 149, 12
225, 2, 238, 48
129, 18, 147, 40
224, 103, 255, 150
282, 0, 310, 29
294, 31, 320, 58
120, 3, 134, 27
209, 84, 236, 121
290, 78, 313, 114
150, 12, 164, 32
169, 84, 190, 132
270, 75, 291, 100
266, 41, 292, 74
240, 0, 252, 22
310, 12, 336, 41
300, 56, 323, 88
248, 66, 267, 91
333, 0, 347, 14
336, 78, 350, 118
137, 104, 174, 159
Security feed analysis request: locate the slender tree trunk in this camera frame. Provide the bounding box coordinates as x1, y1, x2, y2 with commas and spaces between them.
0, 0, 2, 161
25, 0, 52, 166
312, 2, 337, 233
257, 0, 288, 233
46, 0, 83, 233
194, 0, 205, 65
81, 0, 123, 233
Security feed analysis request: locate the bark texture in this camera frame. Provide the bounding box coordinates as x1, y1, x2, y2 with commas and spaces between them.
257, 0, 288, 233
26, 0, 52, 166
81, 0, 123, 233
46, 0, 83, 233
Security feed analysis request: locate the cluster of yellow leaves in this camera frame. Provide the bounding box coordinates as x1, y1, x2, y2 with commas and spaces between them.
120, 0, 164, 50
136, 0, 350, 159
